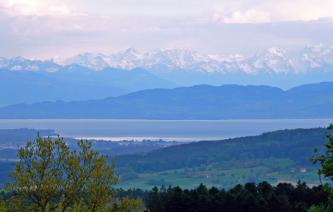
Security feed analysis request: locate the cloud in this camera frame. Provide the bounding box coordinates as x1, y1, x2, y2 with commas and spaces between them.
0, 0, 74, 16
212, 0, 333, 23
214, 9, 271, 24
1, 0, 333, 58
2, 0, 333, 22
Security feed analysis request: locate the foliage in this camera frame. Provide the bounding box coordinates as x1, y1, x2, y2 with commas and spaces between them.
311, 124, 333, 211
0, 199, 6, 212
140, 182, 328, 212
307, 204, 330, 212
111, 197, 144, 212
2, 136, 123, 211
312, 124, 333, 179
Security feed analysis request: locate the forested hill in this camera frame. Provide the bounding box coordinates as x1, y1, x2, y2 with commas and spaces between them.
0, 128, 331, 188
115, 128, 329, 173
1, 82, 333, 119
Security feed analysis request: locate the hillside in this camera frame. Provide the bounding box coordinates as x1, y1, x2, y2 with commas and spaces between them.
116, 128, 328, 171
115, 128, 330, 188
1, 82, 333, 119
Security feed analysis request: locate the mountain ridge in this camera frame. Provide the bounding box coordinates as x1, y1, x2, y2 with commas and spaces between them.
1, 82, 332, 119
2, 45, 333, 106
0, 67, 176, 106
2, 45, 333, 74
58, 45, 333, 74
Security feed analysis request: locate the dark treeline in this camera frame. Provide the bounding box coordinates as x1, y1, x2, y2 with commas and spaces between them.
118, 182, 328, 212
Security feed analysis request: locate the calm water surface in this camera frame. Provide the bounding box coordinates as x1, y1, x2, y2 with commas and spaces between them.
0, 119, 331, 141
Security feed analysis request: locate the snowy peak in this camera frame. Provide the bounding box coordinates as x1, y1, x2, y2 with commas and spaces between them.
62, 46, 333, 74
248, 47, 293, 74
144, 49, 211, 70
298, 45, 333, 69
61, 48, 236, 72
62, 53, 110, 71
0, 57, 60, 72
3, 45, 333, 74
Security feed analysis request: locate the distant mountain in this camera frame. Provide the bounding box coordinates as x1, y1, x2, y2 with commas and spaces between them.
2, 45, 333, 106
60, 45, 333, 74
1, 82, 333, 119
0, 65, 176, 106
1, 45, 332, 76
0, 57, 61, 72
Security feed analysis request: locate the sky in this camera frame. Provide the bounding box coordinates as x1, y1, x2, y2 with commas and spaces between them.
1, 0, 333, 58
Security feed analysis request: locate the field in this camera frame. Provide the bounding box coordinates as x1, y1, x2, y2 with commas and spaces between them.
118, 158, 322, 190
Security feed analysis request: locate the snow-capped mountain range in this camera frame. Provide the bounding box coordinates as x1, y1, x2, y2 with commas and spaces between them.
0, 57, 61, 72
51, 45, 333, 74
2, 45, 333, 107
1, 45, 333, 74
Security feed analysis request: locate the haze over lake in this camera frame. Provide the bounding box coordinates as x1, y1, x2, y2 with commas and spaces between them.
0, 119, 331, 142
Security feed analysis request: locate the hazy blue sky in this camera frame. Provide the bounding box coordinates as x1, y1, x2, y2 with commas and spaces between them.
1, 0, 333, 58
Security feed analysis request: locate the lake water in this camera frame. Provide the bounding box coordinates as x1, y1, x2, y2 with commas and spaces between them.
0, 119, 332, 142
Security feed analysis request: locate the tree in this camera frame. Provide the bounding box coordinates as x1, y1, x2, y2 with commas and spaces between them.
5, 136, 119, 211
0, 199, 6, 212
110, 197, 144, 212
308, 204, 330, 212
311, 124, 333, 211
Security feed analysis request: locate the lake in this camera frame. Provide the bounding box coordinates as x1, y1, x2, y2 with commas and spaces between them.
0, 119, 332, 142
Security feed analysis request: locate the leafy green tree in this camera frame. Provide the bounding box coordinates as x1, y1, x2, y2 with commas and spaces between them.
0, 199, 6, 212
111, 197, 144, 212
311, 124, 333, 211
5, 136, 119, 211
308, 204, 330, 212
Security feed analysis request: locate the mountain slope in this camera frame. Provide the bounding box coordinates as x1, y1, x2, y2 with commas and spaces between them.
0, 82, 333, 119
0, 66, 176, 106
